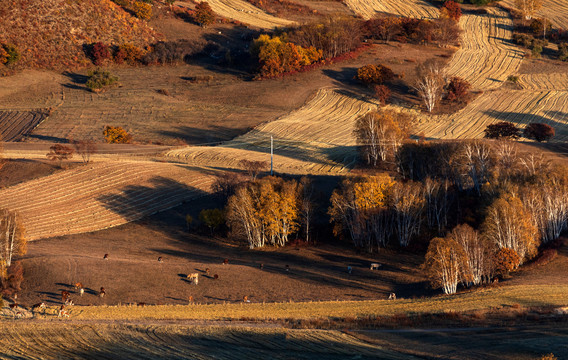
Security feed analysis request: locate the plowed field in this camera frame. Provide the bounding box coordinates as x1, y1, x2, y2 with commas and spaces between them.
167, 89, 379, 174
344, 0, 438, 20
202, 0, 296, 29
0, 161, 216, 240
0, 110, 49, 141
444, 8, 524, 91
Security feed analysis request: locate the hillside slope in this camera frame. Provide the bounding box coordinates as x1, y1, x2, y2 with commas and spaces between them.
0, 0, 162, 70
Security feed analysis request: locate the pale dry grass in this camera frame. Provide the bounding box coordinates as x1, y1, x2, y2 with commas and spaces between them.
445, 8, 525, 91
344, 0, 438, 20
201, 0, 296, 29
166, 89, 379, 174
501, 0, 568, 30
59, 285, 568, 321
0, 161, 216, 240
416, 90, 568, 140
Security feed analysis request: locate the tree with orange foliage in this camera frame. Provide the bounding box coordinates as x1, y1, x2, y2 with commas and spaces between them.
493, 247, 521, 275
355, 64, 395, 86
194, 2, 215, 27
440, 1, 462, 21
46, 144, 74, 168
103, 126, 132, 144
365, 17, 402, 43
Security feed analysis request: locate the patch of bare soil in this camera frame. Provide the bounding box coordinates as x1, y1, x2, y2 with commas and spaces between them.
0, 159, 76, 188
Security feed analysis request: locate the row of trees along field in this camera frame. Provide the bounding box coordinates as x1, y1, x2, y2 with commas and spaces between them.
250, 3, 462, 78
221, 109, 567, 295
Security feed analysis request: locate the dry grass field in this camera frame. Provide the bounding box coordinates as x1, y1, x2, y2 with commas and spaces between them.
444, 8, 524, 91
344, 0, 439, 20
0, 110, 49, 141
0, 161, 216, 240
198, 0, 297, 28
501, 0, 568, 30
0, 322, 565, 359
166, 89, 379, 174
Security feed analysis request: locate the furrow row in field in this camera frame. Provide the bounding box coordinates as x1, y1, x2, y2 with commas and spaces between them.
200, 0, 295, 29
166, 89, 378, 174
344, 0, 438, 20
0, 110, 48, 141
416, 90, 568, 140
0, 324, 407, 360
444, 8, 524, 91
518, 73, 568, 91
501, 0, 568, 30
0, 162, 216, 240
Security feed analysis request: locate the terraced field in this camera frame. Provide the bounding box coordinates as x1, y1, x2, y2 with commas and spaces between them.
0, 161, 216, 240
518, 73, 568, 91
0, 110, 49, 141
201, 0, 296, 29
167, 89, 378, 174
444, 8, 524, 91
344, 0, 438, 19
502, 0, 568, 30
417, 90, 568, 139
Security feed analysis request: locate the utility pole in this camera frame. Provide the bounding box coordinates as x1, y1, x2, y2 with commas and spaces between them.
270, 135, 273, 176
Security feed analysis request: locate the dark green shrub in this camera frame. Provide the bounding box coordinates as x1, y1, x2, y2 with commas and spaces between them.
85, 69, 119, 91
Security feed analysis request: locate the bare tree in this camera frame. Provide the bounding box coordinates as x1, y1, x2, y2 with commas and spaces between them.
391, 181, 425, 247
461, 140, 493, 195
414, 60, 446, 113
239, 160, 266, 181
72, 140, 97, 164
354, 110, 413, 167
424, 177, 452, 235
300, 177, 315, 243
515, 0, 543, 20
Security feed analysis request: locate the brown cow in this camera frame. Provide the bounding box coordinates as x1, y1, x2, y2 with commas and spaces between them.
223, 259, 229, 265
61, 291, 71, 302
99, 287, 106, 298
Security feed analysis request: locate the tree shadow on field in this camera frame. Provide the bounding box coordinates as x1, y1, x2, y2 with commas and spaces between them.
483, 110, 568, 140
62, 71, 89, 91
322, 67, 359, 87
158, 124, 253, 145
96, 173, 210, 223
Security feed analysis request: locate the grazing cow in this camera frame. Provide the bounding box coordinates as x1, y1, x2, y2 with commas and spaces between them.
188, 296, 194, 304
205, 268, 210, 275
137, 302, 146, 307
259, 263, 264, 270
493, 278, 499, 284
58, 305, 69, 318
65, 298, 74, 306
158, 257, 163, 263
32, 302, 46, 313
370, 263, 381, 270
347, 266, 353, 274
103, 254, 109, 260
79, 288, 84, 297
15, 311, 23, 319
285, 265, 290, 272
187, 273, 199, 285
9, 303, 19, 310
243, 295, 250, 303
223, 259, 229, 265
99, 287, 106, 298
388, 292, 396, 300
74, 282, 83, 290
213, 274, 219, 280
61, 290, 71, 302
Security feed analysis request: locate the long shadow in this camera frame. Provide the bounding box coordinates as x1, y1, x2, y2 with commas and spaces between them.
158, 124, 253, 145
97, 175, 210, 223
483, 110, 568, 139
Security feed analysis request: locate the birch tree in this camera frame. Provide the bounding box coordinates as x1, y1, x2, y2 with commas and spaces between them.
482, 194, 539, 263
515, 0, 543, 20
423, 236, 467, 294
0, 209, 26, 278
414, 60, 446, 113
390, 181, 425, 247
449, 224, 493, 286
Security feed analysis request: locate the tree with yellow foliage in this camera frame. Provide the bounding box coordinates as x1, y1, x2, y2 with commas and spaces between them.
329, 175, 395, 251
482, 193, 539, 263
226, 177, 302, 248
515, 0, 543, 20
